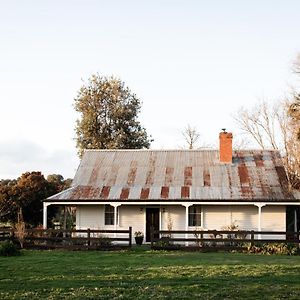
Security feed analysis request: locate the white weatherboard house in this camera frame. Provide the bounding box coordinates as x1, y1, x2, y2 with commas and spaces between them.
44, 132, 300, 243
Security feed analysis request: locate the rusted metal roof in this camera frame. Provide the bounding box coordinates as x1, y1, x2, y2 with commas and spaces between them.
47, 149, 300, 202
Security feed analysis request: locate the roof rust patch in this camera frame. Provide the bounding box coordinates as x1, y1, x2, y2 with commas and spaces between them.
88, 168, 99, 186
238, 164, 250, 185
140, 187, 150, 200
181, 186, 190, 198
275, 166, 293, 198
145, 155, 156, 186
161, 186, 169, 199
164, 167, 174, 186
107, 166, 118, 186
203, 169, 211, 187
127, 161, 137, 186
226, 167, 233, 198
120, 188, 130, 200
241, 186, 253, 197
100, 186, 110, 199
184, 167, 192, 186
237, 155, 254, 197
253, 154, 264, 167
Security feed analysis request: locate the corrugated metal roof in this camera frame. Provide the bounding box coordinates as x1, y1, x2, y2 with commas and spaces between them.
47, 149, 300, 202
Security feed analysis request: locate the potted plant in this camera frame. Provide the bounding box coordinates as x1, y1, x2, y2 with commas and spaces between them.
134, 231, 144, 245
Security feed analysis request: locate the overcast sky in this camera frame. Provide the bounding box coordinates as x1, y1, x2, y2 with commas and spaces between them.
0, 0, 300, 180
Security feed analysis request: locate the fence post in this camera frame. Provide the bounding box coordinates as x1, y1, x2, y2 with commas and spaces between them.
129, 226, 132, 248
150, 226, 154, 248
87, 228, 91, 248
251, 230, 254, 246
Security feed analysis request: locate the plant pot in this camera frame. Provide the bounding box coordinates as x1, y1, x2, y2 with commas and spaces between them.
135, 236, 144, 245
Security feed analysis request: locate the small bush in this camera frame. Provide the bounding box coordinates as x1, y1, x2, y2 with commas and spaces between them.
95, 236, 112, 248
244, 242, 299, 255
0, 241, 20, 257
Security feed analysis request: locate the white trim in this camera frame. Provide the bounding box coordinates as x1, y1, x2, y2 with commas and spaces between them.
159, 206, 162, 231
43, 202, 48, 229
182, 203, 192, 246
44, 201, 300, 206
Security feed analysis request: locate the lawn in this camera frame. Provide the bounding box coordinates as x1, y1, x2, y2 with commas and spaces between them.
0, 247, 300, 299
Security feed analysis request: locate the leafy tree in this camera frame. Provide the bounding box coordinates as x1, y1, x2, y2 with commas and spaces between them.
47, 174, 72, 193
74, 74, 152, 157
12, 172, 52, 226
0, 172, 71, 227
0, 180, 17, 222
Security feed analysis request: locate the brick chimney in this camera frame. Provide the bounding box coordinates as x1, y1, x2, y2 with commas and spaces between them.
219, 129, 233, 163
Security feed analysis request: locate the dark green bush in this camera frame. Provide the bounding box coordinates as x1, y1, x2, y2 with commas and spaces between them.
0, 240, 20, 256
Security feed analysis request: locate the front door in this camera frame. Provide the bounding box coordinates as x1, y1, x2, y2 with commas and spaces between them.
146, 207, 160, 242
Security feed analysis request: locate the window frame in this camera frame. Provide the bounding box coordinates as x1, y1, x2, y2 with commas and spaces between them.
188, 205, 202, 227
104, 204, 115, 225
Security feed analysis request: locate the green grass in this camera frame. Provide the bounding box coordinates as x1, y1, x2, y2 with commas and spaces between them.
0, 247, 300, 299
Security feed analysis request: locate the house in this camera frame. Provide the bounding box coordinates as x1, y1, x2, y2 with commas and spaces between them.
43, 131, 300, 243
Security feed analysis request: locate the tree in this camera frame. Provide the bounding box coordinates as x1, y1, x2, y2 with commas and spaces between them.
289, 55, 300, 139
182, 125, 201, 149
13, 172, 53, 226
47, 174, 72, 193
0, 180, 17, 222
0, 172, 72, 227
234, 100, 300, 189
74, 74, 152, 157
289, 95, 300, 139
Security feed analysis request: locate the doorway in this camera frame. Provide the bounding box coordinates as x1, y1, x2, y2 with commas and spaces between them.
146, 207, 160, 242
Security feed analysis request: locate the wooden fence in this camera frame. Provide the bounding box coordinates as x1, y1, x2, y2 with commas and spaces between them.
150, 228, 300, 250
0, 227, 132, 250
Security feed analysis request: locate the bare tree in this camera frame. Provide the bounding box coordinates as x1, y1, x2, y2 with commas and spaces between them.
182, 125, 201, 149
234, 100, 300, 189
290, 54, 300, 139
292, 53, 300, 74
234, 101, 279, 150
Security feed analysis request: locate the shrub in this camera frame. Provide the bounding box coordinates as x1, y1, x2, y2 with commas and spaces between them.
95, 236, 112, 248
0, 241, 20, 256
244, 242, 299, 255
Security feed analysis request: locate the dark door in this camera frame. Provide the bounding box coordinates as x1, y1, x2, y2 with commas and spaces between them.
146, 208, 160, 242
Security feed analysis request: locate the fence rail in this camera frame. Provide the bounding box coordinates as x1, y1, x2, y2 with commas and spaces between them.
150, 228, 300, 250
0, 227, 132, 250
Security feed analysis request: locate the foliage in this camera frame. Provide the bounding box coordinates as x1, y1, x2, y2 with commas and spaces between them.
1, 251, 300, 299
94, 236, 112, 248
47, 174, 72, 193
74, 74, 152, 157
134, 231, 144, 237
14, 221, 27, 249
244, 242, 299, 255
0, 240, 20, 256
0, 180, 16, 221
193, 227, 204, 247
0, 172, 72, 227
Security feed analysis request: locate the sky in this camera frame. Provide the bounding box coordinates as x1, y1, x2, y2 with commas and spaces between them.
0, 0, 300, 180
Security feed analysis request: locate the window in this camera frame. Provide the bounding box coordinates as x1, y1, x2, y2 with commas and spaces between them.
188, 205, 201, 226
105, 205, 114, 225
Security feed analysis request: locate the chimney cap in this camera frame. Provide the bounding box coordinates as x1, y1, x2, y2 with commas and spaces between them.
221, 128, 227, 133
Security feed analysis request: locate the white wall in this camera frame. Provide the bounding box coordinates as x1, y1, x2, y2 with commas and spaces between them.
76, 205, 103, 229
203, 205, 258, 230
76, 204, 286, 242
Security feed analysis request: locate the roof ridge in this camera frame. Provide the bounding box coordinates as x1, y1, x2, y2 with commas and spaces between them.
83, 149, 280, 152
